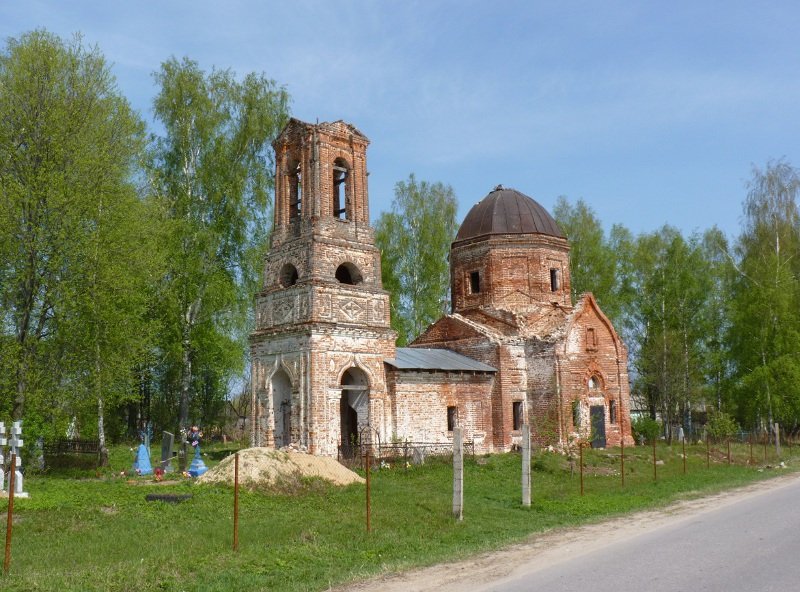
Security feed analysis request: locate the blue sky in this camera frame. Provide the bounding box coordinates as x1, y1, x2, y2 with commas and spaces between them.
3, 1, 799, 239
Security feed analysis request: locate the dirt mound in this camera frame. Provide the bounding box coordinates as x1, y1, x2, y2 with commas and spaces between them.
197, 447, 364, 487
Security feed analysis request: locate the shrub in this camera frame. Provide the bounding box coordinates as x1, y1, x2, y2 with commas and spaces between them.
706, 410, 739, 440
632, 416, 661, 444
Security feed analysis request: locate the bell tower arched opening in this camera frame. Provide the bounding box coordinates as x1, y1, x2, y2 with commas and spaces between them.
332, 157, 350, 220
271, 369, 292, 448
288, 158, 302, 219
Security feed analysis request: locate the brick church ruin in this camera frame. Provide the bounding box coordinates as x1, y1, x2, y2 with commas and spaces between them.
250, 118, 633, 456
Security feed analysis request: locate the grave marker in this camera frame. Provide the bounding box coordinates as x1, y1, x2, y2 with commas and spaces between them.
8, 421, 28, 498
161, 431, 175, 472
0, 422, 5, 493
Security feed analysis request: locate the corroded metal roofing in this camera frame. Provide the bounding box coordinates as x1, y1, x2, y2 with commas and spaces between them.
455, 185, 565, 242
385, 348, 496, 372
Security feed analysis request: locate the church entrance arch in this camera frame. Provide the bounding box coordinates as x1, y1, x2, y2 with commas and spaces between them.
340, 367, 369, 457
271, 369, 292, 448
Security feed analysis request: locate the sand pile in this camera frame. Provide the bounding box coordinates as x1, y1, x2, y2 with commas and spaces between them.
197, 447, 364, 487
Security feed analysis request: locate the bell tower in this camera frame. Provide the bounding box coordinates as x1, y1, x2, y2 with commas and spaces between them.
250, 119, 396, 456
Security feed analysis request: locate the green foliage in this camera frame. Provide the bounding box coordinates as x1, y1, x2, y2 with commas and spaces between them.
3, 443, 794, 591
631, 416, 661, 443
553, 197, 622, 319
727, 161, 800, 429
706, 410, 739, 439
148, 56, 290, 428
375, 174, 459, 345
0, 30, 151, 442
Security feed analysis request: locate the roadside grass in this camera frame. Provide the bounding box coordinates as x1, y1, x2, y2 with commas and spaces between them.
1, 441, 796, 591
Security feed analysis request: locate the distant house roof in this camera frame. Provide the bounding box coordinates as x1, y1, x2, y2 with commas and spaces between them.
385, 348, 496, 372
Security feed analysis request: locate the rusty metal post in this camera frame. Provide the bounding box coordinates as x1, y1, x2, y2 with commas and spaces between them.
652, 438, 657, 482
579, 442, 584, 496
4, 454, 16, 576
365, 446, 372, 533
233, 452, 239, 552
620, 433, 625, 488
682, 435, 687, 475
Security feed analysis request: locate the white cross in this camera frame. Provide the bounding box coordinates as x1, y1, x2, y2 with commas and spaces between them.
9, 421, 23, 469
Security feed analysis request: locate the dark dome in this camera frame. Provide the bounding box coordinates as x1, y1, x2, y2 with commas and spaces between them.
455, 186, 564, 242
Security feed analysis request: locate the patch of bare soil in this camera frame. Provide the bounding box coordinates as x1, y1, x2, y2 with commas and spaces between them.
332, 472, 800, 592
197, 447, 364, 488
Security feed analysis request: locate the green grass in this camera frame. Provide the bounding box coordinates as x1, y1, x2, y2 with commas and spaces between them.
1, 441, 796, 591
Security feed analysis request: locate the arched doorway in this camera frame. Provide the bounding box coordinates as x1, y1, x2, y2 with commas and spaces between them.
271, 369, 292, 448
340, 367, 369, 457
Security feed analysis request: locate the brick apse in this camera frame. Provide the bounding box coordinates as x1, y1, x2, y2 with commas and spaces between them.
250, 118, 633, 456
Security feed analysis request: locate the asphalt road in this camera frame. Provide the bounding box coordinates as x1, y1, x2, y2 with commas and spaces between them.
475, 476, 800, 592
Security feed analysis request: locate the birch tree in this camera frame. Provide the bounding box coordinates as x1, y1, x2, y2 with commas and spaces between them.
0, 31, 149, 443
375, 174, 458, 345
728, 161, 800, 431
149, 57, 289, 429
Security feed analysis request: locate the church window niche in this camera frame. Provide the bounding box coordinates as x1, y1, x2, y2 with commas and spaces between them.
335, 262, 363, 285
447, 406, 458, 431
332, 157, 350, 220
586, 327, 597, 350
550, 267, 561, 292
588, 375, 601, 391
279, 263, 299, 287
469, 271, 481, 294
512, 401, 523, 431
609, 399, 618, 424
572, 400, 581, 429
288, 159, 302, 219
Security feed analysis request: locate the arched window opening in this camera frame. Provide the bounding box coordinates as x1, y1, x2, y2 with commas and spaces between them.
550, 267, 561, 292
332, 157, 350, 220
447, 406, 458, 431
279, 263, 299, 287
588, 375, 601, 391
469, 271, 481, 294
335, 262, 363, 285
288, 159, 302, 219
609, 400, 618, 424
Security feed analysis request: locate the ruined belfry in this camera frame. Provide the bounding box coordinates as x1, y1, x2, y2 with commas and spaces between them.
250, 119, 396, 456
251, 118, 633, 456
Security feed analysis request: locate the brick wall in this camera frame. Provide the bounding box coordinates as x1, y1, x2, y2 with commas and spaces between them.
386, 368, 495, 453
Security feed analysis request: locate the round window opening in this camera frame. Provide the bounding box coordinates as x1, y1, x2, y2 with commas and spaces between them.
335, 262, 363, 285
279, 263, 299, 287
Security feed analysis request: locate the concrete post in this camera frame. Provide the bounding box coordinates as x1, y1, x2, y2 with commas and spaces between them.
453, 427, 463, 521
775, 423, 781, 458
522, 424, 531, 507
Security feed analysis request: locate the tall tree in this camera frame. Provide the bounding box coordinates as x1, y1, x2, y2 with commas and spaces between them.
149, 57, 289, 429
375, 174, 458, 345
0, 31, 148, 435
553, 196, 622, 321
626, 227, 713, 436
728, 161, 800, 431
